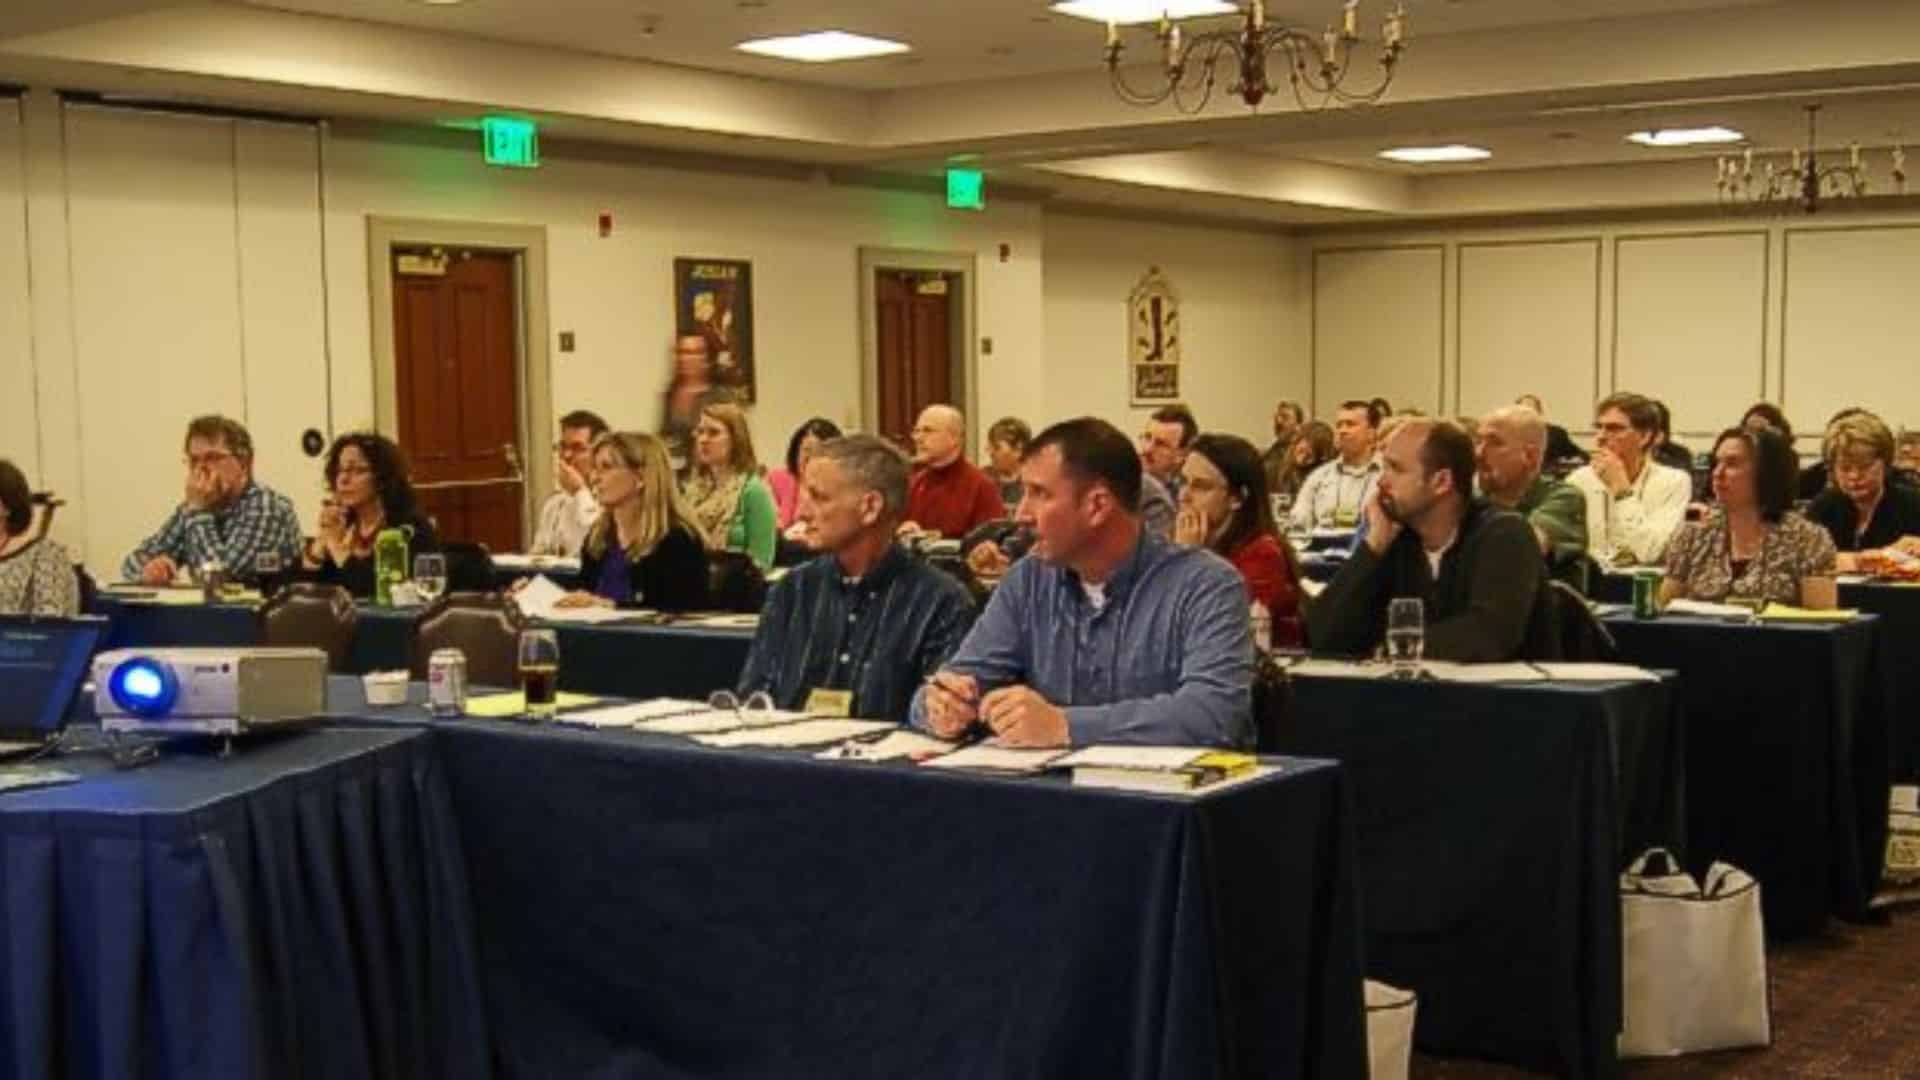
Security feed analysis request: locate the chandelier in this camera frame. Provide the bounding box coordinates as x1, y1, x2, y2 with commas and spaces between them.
1716, 105, 1908, 213
1102, 1, 1409, 114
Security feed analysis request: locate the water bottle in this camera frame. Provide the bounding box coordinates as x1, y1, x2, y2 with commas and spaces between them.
373, 526, 412, 607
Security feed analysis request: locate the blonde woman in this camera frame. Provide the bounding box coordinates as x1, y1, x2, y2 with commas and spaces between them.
559, 432, 711, 611
682, 402, 777, 570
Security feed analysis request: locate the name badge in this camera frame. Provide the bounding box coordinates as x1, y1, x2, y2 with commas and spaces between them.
804, 688, 854, 717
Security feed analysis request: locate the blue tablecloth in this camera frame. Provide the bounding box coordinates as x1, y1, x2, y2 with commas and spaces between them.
0, 727, 490, 1080
377, 698, 1369, 1079
91, 595, 755, 700
1603, 612, 1891, 938
1272, 673, 1683, 1078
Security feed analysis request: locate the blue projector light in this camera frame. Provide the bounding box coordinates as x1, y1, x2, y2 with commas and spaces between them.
108, 657, 178, 717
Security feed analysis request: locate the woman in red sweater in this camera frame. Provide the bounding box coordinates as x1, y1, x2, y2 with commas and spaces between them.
1173, 433, 1305, 649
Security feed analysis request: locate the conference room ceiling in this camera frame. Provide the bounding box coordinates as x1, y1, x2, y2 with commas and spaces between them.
4, 0, 1920, 225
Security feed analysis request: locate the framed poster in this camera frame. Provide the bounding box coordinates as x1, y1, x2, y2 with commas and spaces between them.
1128, 266, 1181, 404
673, 257, 756, 403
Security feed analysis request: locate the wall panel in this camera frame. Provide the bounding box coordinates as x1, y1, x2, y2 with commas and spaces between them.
1781, 225, 1920, 437
1457, 239, 1600, 423
0, 100, 35, 482
1313, 246, 1443, 417
1613, 232, 1767, 438
65, 104, 246, 574
235, 120, 329, 514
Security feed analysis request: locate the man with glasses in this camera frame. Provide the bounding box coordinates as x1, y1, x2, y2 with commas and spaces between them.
1566, 392, 1691, 567
531, 409, 610, 557
122, 415, 303, 586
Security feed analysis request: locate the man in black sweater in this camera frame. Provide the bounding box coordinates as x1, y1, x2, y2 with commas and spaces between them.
1307, 418, 1552, 662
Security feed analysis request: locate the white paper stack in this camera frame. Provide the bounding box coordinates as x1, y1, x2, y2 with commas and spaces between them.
557, 699, 712, 729
693, 719, 894, 749
1662, 598, 1754, 619
920, 743, 1068, 773
814, 729, 958, 762
512, 575, 644, 624
635, 707, 816, 735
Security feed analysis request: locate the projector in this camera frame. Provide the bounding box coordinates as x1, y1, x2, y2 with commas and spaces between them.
93, 647, 328, 736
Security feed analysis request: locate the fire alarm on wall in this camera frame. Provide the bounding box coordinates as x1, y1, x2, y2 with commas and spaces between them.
598, 213, 613, 238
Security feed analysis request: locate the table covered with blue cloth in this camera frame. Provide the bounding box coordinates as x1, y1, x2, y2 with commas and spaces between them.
378, 701, 1369, 1079
90, 595, 755, 700
0, 726, 490, 1080
1267, 672, 1683, 1079
1602, 612, 1891, 939
1594, 571, 1920, 780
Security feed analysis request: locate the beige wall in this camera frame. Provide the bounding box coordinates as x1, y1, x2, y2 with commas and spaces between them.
1303, 211, 1920, 450
3, 93, 1318, 575
1041, 212, 1307, 448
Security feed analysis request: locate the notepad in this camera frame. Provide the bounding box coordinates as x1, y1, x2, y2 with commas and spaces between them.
1417, 661, 1549, 684
1285, 658, 1384, 679
693, 718, 894, 749
1662, 598, 1754, 619
556, 699, 709, 729
919, 743, 1068, 773
1055, 746, 1215, 770
462, 691, 602, 718
0, 766, 80, 793
1531, 662, 1662, 683
634, 707, 815, 735
813, 729, 958, 762
1755, 604, 1859, 623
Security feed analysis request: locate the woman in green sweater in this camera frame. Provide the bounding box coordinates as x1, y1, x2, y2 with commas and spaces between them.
683, 401, 777, 569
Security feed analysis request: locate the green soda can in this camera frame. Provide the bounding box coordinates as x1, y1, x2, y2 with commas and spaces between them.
1632, 570, 1660, 619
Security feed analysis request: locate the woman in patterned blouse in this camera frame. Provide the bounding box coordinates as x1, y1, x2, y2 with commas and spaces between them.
1661, 427, 1835, 607
0, 459, 79, 617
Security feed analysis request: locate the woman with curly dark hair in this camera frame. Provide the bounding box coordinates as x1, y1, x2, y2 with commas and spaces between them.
301, 432, 439, 598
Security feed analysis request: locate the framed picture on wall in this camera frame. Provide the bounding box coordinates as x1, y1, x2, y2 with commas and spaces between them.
1128, 266, 1181, 404
673, 257, 756, 403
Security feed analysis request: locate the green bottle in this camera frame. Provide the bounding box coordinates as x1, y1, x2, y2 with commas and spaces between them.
373, 525, 412, 606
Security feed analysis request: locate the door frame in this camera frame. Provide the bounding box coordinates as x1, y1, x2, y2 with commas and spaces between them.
857, 247, 978, 449
367, 217, 552, 547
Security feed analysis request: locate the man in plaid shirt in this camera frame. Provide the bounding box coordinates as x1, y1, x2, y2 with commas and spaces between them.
121, 416, 303, 586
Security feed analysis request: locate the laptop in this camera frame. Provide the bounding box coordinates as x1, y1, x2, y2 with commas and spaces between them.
0, 615, 108, 757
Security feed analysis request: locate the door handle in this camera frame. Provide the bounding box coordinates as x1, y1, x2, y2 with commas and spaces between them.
502, 443, 525, 483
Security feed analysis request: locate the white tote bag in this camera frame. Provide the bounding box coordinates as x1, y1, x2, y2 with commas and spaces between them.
1618, 849, 1771, 1058
1364, 979, 1416, 1080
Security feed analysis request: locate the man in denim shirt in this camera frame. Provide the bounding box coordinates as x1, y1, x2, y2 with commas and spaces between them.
912, 418, 1253, 748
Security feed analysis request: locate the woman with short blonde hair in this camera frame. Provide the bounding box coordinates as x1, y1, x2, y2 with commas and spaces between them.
561, 432, 711, 611
683, 402, 778, 569
1807, 411, 1920, 570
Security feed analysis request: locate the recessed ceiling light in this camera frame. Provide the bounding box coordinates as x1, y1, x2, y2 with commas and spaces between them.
735, 30, 911, 63
1049, 0, 1238, 26
1625, 126, 1745, 148
1378, 144, 1492, 164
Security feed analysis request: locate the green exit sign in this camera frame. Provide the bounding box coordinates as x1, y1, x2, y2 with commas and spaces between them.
946, 168, 985, 211
482, 117, 540, 169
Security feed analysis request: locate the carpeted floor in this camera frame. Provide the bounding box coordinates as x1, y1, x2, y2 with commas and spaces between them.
1411, 904, 1920, 1078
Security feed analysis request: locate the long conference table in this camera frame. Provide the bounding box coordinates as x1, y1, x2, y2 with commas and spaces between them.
6, 664, 1369, 1077
83, 592, 1684, 1078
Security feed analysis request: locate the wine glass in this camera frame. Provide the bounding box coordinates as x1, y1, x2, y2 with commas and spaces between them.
518, 629, 561, 721
413, 553, 448, 605
1386, 598, 1425, 679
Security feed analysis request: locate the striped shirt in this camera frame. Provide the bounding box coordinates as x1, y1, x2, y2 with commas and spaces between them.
737, 544, 976, 720
120, 480, 303, 584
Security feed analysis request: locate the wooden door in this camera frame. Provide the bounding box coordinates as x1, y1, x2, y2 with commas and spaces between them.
875, 270, 958, 449
392, 247, 525, 554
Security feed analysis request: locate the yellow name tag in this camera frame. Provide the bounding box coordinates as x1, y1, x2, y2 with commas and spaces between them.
803, 688, 854, 717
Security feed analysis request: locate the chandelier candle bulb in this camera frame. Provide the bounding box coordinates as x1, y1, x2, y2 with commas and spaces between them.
1343, 0, 1358, 39
1106, 20, 1118, 47
1252, 0, 1264, 30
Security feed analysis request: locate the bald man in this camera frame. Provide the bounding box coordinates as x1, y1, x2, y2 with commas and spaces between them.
1476, 405, 1588, 586
903, 405, 1008, 539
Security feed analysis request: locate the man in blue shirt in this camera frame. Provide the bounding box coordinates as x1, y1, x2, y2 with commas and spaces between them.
737, 435, 975, 719
122, 415, 303, 586
912, 417, 1253, 748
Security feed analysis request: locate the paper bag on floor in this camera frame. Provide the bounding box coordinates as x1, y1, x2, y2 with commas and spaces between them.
1619, 849, 1771, 1058
1364, 979, 1416, 1080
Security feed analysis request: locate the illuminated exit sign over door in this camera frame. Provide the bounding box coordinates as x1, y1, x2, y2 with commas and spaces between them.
482, 117, 540, 168
946, 168, 985, 210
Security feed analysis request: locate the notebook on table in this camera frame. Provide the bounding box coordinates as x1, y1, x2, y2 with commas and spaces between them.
0, 616, 107, 757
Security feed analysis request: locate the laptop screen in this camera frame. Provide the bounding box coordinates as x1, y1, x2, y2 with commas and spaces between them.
0, 616, 107, 739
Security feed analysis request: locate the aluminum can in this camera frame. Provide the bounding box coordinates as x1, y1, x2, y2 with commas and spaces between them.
1632, 570, 1660, 620
428, 648, 468, 717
